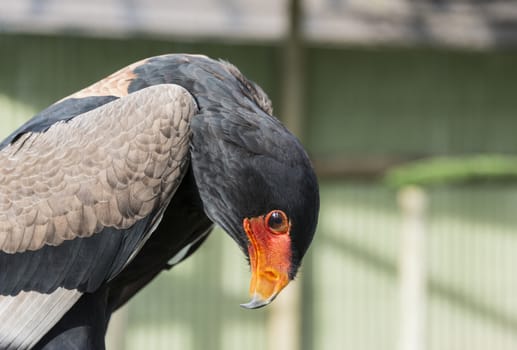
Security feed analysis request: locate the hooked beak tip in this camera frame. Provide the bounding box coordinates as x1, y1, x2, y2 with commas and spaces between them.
240, 294, 275, 309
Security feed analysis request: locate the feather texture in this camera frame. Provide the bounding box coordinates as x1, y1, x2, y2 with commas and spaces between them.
0, 84, 196, 254
63, 58, 147, 101
0, 83, 197, 349
0, 288, 82, 350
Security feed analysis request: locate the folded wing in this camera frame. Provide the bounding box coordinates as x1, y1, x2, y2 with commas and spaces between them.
0, 84, 197, 349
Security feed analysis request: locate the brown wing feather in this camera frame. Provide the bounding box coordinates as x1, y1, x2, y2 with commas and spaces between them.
59, 58, 149, 101
0, 84, 197, 254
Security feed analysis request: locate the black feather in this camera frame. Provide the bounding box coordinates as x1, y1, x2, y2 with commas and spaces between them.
0, 214, 156, 296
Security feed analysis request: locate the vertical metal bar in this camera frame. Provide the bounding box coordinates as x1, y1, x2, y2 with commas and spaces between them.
281, 0, 304, 138
300, 251, 314, 350
397, 186, 428, 350
268, 1, 308, 350
267, 284, 301, 350
105, 306, 128, 350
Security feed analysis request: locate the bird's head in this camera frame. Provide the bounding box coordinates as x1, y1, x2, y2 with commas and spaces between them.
177, 56, 319, 308
191, 124, 319, 309
235, 154, 319, 309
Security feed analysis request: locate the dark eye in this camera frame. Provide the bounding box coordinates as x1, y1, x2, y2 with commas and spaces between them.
266, 210, 289, 234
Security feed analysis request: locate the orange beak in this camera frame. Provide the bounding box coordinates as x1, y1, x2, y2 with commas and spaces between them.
240, 215, 292, 309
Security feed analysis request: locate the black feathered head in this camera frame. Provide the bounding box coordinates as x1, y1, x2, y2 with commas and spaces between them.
134, 54, 319, 308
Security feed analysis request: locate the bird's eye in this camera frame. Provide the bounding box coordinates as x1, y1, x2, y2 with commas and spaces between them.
266, 210, 289, 234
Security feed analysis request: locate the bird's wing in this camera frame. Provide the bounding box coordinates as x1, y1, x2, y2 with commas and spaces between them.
0, 83, 197, 349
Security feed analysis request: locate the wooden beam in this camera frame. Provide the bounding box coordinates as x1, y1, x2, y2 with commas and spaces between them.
3, 1, 517, 48
304, 0, 517, 49
313, 155, 421, 179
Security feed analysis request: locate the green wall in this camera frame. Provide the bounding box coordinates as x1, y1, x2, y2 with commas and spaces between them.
2, 34, 517, 158
305, 47, 517, 156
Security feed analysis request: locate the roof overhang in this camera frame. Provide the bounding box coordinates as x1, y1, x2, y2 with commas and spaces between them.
1, 0, 517, 49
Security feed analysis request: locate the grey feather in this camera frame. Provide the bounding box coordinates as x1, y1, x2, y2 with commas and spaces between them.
0, 84, 197, 253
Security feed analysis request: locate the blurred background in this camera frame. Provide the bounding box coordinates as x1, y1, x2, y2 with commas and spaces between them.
1, 1, 517, 349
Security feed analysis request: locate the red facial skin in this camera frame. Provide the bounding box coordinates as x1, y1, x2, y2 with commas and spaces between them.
243, 210, 292, 303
